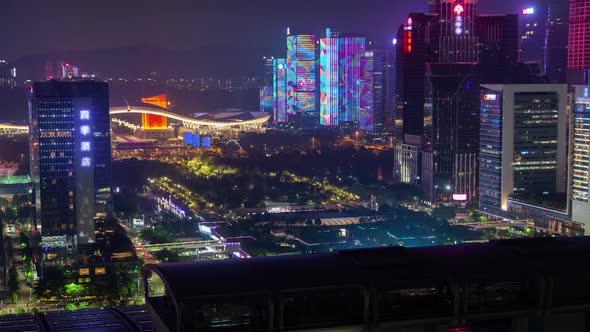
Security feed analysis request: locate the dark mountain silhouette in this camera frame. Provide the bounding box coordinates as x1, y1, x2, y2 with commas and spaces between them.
12, 44, 279, 81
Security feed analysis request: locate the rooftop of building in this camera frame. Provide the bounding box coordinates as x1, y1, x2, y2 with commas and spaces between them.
147, 236, 590, 301
0, 306, 151, 332
0, 174, 30, 185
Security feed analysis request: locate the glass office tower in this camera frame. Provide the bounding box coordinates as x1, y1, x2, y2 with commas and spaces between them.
29, 80, 112, 256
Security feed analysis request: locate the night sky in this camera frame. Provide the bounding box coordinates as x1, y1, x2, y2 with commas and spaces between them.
0, 0, 528, 60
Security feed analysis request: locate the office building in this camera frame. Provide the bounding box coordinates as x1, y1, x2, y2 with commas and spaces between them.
29, 80, 112, 256
423, 63, 480, 202
262, 56, 274, 85
395, 13, 434, 145
520, 2, 568, 83
393, 144, 421, 184
319, 29, 365, 128
571, 85, 590, 234
476, 14, 519, 65
359, 49, 395, 134
286, 33, 316, 126
0, 60, 16, 88
259, 86, 273, 113
568, 0, 590, 85
62, 62, 80, 79
478, 84, 567, 214
520, 6, 546, 70
546, 1, 569, 83
427, 0, 479, 63
273, 58, 288, 123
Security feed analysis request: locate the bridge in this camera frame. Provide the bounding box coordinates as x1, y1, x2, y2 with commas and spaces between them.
0, 105, 271, 134
140, 239, 227, 252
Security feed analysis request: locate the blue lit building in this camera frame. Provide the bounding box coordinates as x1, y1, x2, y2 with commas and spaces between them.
29, 80, 112, 256
273, 58, 288, 123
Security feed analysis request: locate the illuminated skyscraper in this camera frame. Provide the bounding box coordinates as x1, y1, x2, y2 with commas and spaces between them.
319, 29, 365, 127
359, 49, 396, 134
273, 58, 288, 123
568, 0, 590, 84
262, 56, 274, 85
427, 0, 479, 63
286, 34, 316, 124
29, 80, 112, 256
259, 86, 273, 113
571, 86, 590, 234
320, 35, 339, 126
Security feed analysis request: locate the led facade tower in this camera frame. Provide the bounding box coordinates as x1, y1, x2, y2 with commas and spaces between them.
320, 29, 365, 127
273, 58, 288, 123
286, 34, 316, 117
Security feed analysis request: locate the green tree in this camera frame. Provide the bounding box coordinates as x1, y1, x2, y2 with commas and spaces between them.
34, 267, 66, 300
431, 207, 455, 222
155, 249, 180, 263
7, 266, 19, 303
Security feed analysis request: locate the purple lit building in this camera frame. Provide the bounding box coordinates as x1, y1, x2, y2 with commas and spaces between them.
319, 29, 365, 128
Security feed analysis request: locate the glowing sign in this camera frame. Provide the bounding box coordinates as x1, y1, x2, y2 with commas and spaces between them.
392, 38, 398, 45
80, 110, 90, 120
80, 125, 90, 135
453, 193, 468, 201
454, 4, 464, 35
522, 7, 534, 15
483, 94, 497, 101
81, 157, 91, 167
404, 17, 413, 31
81, 141, 90, 151
199, 225, 212, 235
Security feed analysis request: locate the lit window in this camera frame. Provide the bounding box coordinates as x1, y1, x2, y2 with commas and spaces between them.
95, 267, 106, 275
80, 125, 90, 135
81, 157, 91, 167
81, 141, 91, 151
80, 110, 90, 120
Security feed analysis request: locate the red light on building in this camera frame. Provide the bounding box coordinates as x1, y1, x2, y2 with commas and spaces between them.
141, 94, 169, 130
403, 30, 413, 54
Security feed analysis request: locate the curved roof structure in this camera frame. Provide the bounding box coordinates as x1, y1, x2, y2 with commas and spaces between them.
0, 123, 28, 131
0, 106, 271, 133
110, 106, 271, 128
